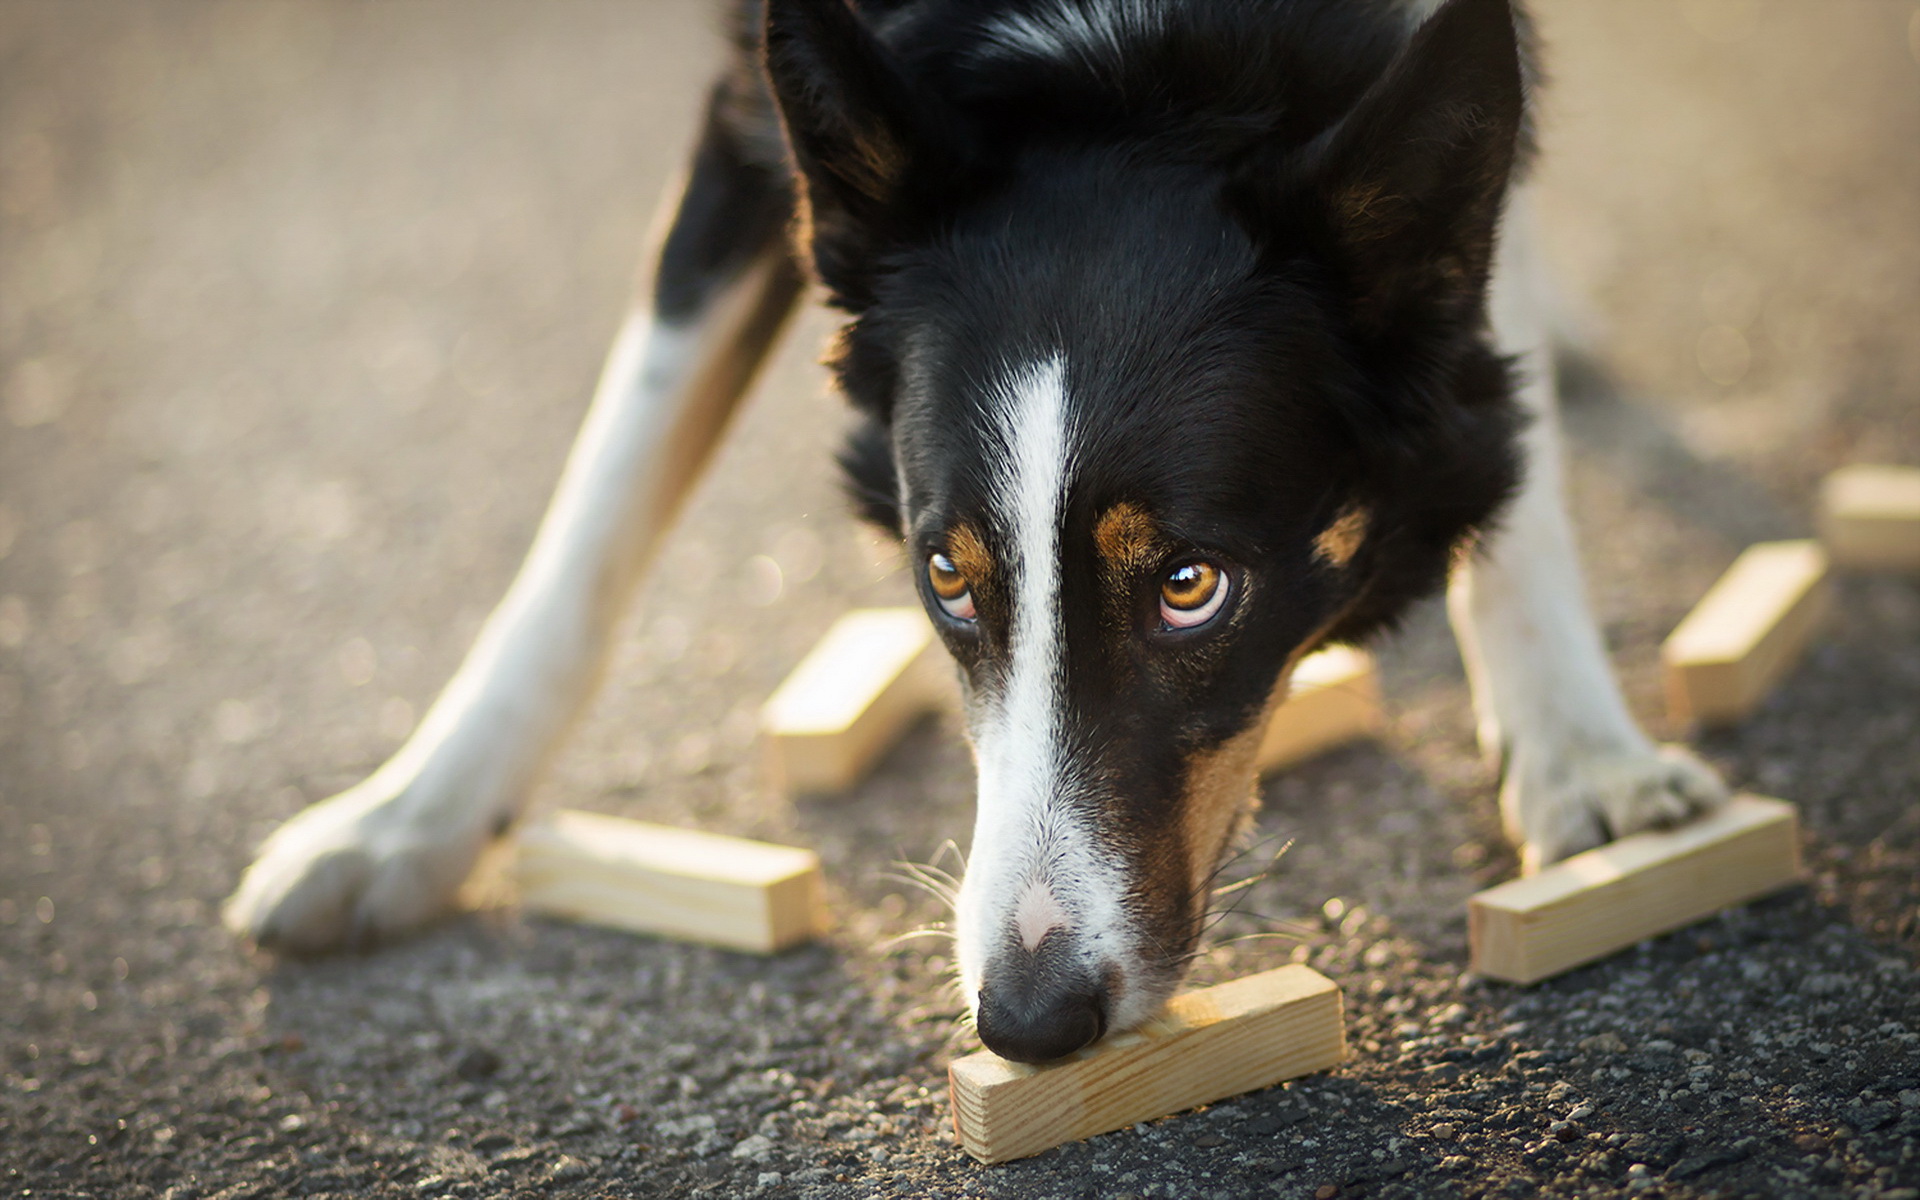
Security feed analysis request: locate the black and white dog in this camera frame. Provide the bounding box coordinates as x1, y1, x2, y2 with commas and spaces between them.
228, 0, 1727, 1065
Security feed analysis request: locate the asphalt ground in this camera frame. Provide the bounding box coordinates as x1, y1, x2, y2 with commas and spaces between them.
2, 3, 1918, 1198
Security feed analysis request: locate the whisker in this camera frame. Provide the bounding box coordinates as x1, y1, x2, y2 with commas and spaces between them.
879, 925, 955, 952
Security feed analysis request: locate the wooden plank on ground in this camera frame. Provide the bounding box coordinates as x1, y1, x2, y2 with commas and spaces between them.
509, 810, 827, 953
1254, 646, 1383, 774
1661, 540, 1830, 727
948, 964, 1346, 1164
761, 608, 947, 794
1819, 464, 1920, 571
1468, 794, 1801, 984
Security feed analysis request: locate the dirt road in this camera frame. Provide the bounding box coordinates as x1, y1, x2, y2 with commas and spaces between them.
3, 2, 1917, 1197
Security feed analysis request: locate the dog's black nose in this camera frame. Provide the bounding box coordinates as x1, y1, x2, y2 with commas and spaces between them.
974, 936, 1109, 1064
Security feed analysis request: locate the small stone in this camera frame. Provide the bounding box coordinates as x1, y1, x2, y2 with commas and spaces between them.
868, 1147, 889, 1164
1315, 1186, 1339, 1200
1431, 1122, 1457, 1141
1434, 1003, 1469, 1028
547, 1156, 590, 1183
454, 1047, 502, 1082
756, 1172, 783, 1189
732, 1134, 775, 1161
1193, 1133, 1227, 1148
1567, 1104, 1595, 1121
1578, 1033, 1628, 1054
1440, 1156, 1470, 1171
1900, 1090, 1920, 1108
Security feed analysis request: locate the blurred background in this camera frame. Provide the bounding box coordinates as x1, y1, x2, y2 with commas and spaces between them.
2, 2, 1917, 1197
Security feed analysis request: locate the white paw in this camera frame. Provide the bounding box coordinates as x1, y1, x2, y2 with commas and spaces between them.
1503, 741, 1730, 873
224, 772, 495, 955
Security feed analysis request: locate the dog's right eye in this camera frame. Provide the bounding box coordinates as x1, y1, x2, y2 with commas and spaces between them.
927, 552, 976, 621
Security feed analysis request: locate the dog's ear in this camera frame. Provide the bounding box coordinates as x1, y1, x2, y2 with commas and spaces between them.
1244, 0, 1523, 336
763, 0, 974, 309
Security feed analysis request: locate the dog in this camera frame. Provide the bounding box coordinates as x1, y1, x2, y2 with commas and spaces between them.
226, 0, 1728, 1065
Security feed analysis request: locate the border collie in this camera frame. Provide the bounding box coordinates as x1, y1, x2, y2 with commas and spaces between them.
227, 0, 1727, 1065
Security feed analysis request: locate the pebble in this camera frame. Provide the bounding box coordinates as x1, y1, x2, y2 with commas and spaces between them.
453, 1047, 501, 1082
732, 1134, 775, 1161
1431, 1123, 1457, 1141
547, 1156, 591, 1183
1315, 1186, 1338, 1199
756, 1172, 783, 1189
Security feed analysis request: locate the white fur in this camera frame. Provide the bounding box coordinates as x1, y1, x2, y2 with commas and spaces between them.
225, 250, 793, 951
1012, 879, 1068, 952
1446, 191, 1728, 872
953, 358, 1151, 1032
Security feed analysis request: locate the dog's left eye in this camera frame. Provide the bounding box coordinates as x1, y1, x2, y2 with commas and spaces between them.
1160, 561, 1228, 629
927, 552, 977, 621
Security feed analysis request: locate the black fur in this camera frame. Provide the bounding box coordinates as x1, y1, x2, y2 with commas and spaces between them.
753, 0, 1526, 648
734, 0, 1529, 1055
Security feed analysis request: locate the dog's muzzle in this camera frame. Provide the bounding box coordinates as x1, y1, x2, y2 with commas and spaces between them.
973, 930, 1109, 1064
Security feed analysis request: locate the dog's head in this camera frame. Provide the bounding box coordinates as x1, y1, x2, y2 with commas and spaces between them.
765, 0, 1525, 1062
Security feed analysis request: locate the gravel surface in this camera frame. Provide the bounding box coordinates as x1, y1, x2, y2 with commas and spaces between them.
3, 3, 1918, 1198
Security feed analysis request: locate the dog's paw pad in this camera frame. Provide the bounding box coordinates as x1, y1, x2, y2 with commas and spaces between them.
1507, 742, 1730, 873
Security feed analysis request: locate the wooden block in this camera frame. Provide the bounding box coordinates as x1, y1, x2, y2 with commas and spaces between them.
509, 810, 827, 953
761, 608, 948, 793
1468, 794, 1801, 984
1661, 540, 1831, 728
1254, 646, 1383, 774
1819, 464, 1920, 571
948, 965, 1346, 1164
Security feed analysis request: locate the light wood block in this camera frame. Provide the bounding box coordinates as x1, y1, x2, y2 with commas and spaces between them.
761, 608, 948, 794
1254, 646, 1383, 774
1468, 794, 1801, 984
1819, 464, 1920, 571
1661, 540, 1831, 727
948, 965, 1346, 1164
509, 810, 827, 953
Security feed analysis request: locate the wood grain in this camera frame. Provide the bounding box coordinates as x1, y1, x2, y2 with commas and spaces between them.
509, 810, 828, 953
949, 965, 1346, 1164
760, 608, 948, 793
1661, 540, 1830, 727
1468, 794, 1801, 984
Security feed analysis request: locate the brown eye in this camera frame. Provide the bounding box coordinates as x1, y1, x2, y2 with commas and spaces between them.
1160, 561, 1227, 629
928, 552, 976, 621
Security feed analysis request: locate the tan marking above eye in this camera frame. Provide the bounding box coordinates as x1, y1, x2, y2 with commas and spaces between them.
1093, 502, 1162, 578
1313, 502, 1370, 568
943, 522, 995, 589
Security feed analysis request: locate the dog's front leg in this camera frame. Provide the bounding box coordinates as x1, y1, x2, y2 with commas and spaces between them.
225, 106, 801, 953
1447, 194, 1727, 872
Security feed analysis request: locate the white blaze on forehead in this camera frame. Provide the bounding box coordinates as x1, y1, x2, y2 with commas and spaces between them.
954, 357, 1147, 1029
